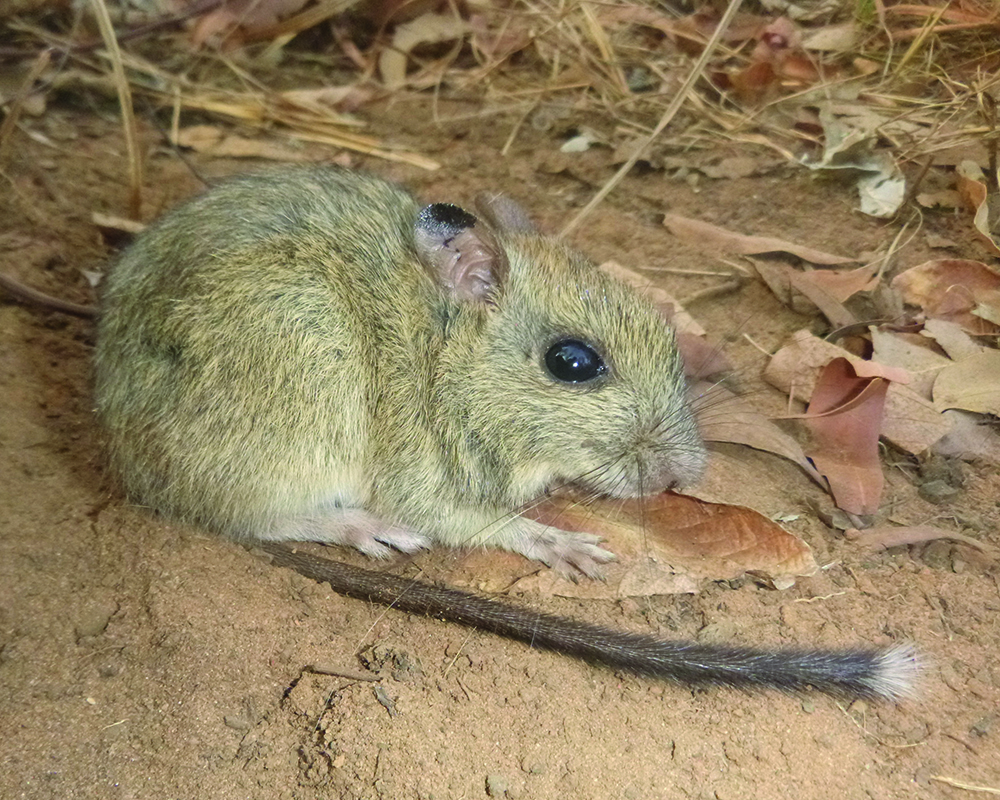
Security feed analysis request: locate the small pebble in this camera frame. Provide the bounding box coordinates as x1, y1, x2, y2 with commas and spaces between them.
521, 757, 546, 775
917, 479, 960, 505
224, 713, 252, 732
486, 774, 508, 797
971, 715, 995, 738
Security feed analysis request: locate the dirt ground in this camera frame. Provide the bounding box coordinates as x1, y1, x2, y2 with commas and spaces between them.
1, 98, 999, 800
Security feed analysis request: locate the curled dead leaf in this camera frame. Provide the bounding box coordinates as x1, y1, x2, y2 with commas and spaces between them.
956, 160, 1000, 256
663, 213, 856, 265
932, 350, 1000, 415
800, 358, 888, 516
517, 491, 817, 599
892, 259, 1000, 335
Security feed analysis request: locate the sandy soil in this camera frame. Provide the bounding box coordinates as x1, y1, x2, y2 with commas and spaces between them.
1, 100, 998, 800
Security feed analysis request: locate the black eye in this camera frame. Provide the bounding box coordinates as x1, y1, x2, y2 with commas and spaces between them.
544, 339, 606, 384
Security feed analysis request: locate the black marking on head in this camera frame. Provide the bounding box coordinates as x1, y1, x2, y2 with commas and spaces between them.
416, 203, 478, 242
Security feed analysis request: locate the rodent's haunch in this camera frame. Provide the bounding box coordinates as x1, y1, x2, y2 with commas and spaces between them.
92, 167, 917, 698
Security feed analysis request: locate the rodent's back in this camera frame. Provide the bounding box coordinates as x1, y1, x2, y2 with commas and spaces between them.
94, 168, 426, 538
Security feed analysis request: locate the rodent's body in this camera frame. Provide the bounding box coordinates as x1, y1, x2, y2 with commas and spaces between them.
93, 167, 917, 699
94, 167, 705, 574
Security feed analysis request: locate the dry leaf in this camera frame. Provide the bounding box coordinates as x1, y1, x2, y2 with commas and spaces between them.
380, 12, 469, 88
802, 21, 857, 52
870, 328, 951, 400
933, 351, 1000, 415
787, 270, 856, 328
934, 410, 1000, 465
746, 257, 794, 307
800, 359, 888, 515
698, 156, 761, 179
849, 525, 997, 558
783, 262, 879, 332
802, 103, 906, 218
191, 0, 311, 45
892, 259, 1000, 335
917, 189, 962, 209
693, 382, 823, 484
798, 263, 880, 302
921, 318, 986, 361
514, 492, 816, 598
765, 330, 952, 455
765, 330, 911, 395
662, 213, 856, 264
955, 160, 1000, 256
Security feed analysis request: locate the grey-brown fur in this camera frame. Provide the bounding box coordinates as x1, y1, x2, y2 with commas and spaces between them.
94, 167, 706, 575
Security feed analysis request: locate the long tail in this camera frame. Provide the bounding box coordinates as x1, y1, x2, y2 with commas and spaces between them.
259, 543, 919, 700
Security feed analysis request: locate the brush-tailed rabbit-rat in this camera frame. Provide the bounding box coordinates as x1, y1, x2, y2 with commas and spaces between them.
88, 167, 916, 698
94, 167, 707, 576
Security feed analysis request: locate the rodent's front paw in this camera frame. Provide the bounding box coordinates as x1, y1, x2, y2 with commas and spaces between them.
515, 529, 616, 580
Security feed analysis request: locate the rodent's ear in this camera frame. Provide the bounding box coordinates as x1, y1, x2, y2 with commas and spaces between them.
414, 203, 508, 303
474, 193, 537, 233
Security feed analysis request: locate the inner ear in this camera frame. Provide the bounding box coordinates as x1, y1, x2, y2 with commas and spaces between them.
474, 193, 537, 234
414, 203, 508, 303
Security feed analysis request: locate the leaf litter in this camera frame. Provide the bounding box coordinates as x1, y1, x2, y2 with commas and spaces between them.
3, 0, 999, 592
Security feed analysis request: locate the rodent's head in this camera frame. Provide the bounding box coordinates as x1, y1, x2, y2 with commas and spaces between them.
414, 196, 708, 505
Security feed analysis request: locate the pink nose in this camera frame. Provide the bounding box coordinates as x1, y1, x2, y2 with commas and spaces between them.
642, 449, 708, 494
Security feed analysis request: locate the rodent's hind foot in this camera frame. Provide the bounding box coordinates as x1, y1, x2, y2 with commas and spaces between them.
259, 510, 430, 559
508, 525, 616, 579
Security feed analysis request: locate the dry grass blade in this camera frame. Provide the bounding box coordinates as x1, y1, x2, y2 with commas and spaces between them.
0, 47, 50, 168
88, 0, 142, 217
930, 776, 1000, 795
561, 0, 746, 237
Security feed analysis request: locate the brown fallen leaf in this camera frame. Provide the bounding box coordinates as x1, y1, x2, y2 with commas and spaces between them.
765, 330, 910, 398
796, 263, 880, 302
934, 409, 1000, 465
379, 12, 469, 88
870, 327, 951, 400
787, 270, 857, 328
663, 213, 856, 265
800, 358, 888, 516
693, 382, 823, 485
765, 330, 951, 456
599, 260, 704, 335
955, 160, 1000, 256
746, 257, 795, 307
190, 0, 311, 45
916, 189, 962, 210
921, 318, 985, 361
932, 350, 1000, 415
848, 525, 998, 559
892, 259, 1000, 335
514, 491, 816, 598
